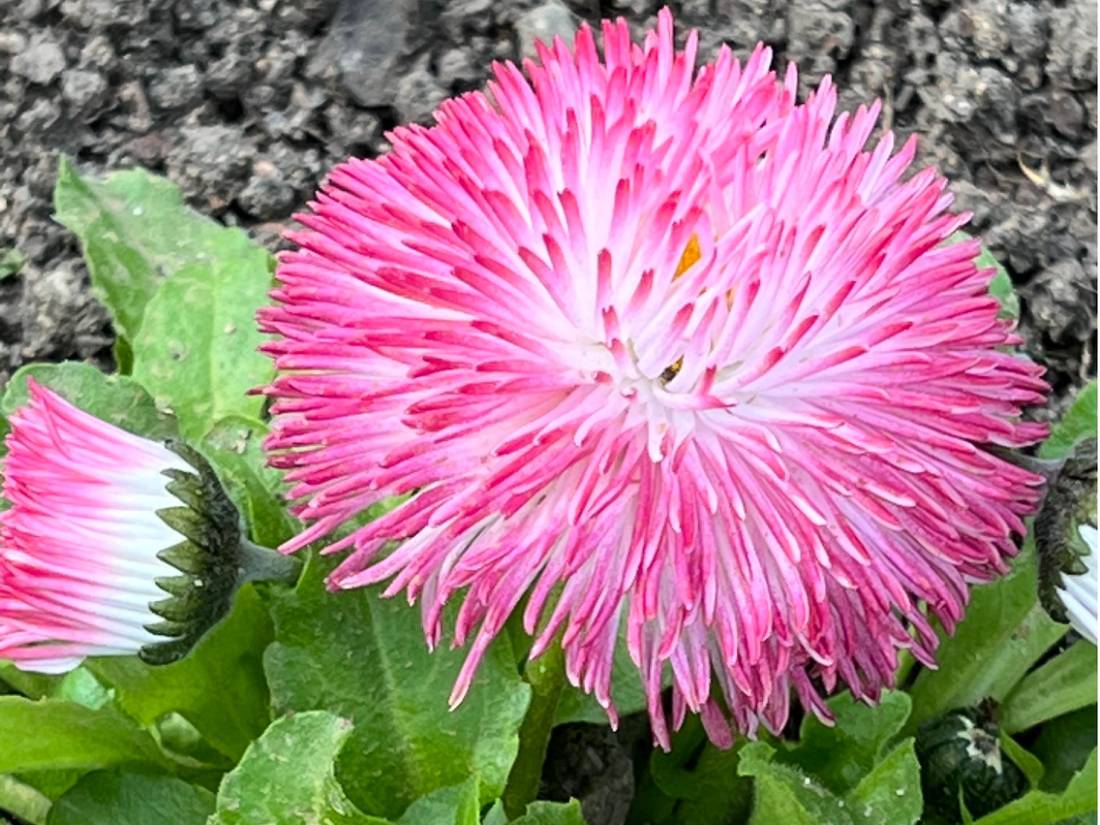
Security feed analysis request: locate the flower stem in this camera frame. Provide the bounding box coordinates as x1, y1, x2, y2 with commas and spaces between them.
501, 637, 567, 820
237, 538, 302, 586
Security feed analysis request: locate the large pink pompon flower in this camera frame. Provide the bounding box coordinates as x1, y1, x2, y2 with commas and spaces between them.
260, 9, 1049, 746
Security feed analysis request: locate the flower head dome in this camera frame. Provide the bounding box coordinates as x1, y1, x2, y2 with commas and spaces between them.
0, 380, 293, 672
260, 9, 1048, 746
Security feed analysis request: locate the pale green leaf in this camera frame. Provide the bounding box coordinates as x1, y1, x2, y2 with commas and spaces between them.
0, 774, 51, 825
131, 252, 274, 442
210, 711, 383, 825
737, 742, 855, 825
264, 554, 530, 819
52, 158, 264, 345
780, 691, 912, 794
843, 741, 922, 825
1, 361, 175, 441
0, 697, 171, 774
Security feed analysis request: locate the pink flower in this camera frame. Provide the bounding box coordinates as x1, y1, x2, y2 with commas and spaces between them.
0, 381, 258, 672
260, 9, 1048, 746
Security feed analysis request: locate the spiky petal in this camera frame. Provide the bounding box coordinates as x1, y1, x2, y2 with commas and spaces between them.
259, 9, 1048, 746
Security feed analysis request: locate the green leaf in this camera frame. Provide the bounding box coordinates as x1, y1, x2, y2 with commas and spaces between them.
47, 771, 214, 825
52, 158, 264, 346
843, 740, 922, 825
0, 664, 58, 699
131, 250, 274, 442
999, 733, 1045, 790
970, 749, 1097, 825
738, 742, 855, 825
905, 541, 1067, 733
510, 800, 589, 824
1030, 707, 1097, 791
0, 361, 176, 441
1000, 640, 1097, 733
779, 691, 911, 794
89, 585, 273, 763
1040, 381, 1098, 459
199, 416, 300, 548
0, 774, 51, 825
210, 711, 385, 825
49, 668, 112, 710
264, 554, 530, 819
395, 777, 479, 825
0, 697, 171, 774
736, 693, 922, 825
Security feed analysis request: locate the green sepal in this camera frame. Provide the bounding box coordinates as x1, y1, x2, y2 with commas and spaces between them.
138, 440, 299, 667
1035, 436, 1097, 623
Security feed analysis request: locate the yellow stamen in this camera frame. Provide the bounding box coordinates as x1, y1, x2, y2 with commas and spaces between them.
674, 234, 702, 279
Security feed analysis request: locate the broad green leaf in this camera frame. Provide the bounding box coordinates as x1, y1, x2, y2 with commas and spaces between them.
947, 231, 1020, 319
199, 416, 300, 548
396, 777, 479, 825
89, 585, 273, 762
1, 361, 175, 441
843, 741, 922, 825
210, 711, 383, 825
779, 691, 911, 794
0, 774, 51, 825
970, 749, 1097, 825
1040, 381, 1098, 459
1001, 641, 1097, 733
905, 541, 1067, 733
0, 697, 171, 774
52, 158, 264, 346
264, 554, 530, 819
738, 742, 855, 825
131, 251, 274, 442
47, 771, 214, 825
737, 695, 922, 825
1030, 707, 1097, 791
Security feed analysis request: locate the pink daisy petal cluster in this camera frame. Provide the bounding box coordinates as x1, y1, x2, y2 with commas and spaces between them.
260, 9, 1048, 746
0, 381, 190, 673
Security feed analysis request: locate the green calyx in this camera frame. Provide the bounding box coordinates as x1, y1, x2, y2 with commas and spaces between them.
1036, 436, 1097, 623
141, 440, 301, 666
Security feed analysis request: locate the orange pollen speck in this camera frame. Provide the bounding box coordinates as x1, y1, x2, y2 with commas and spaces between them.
673, 234, 702, 279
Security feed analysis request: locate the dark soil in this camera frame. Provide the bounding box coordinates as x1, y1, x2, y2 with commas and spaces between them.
0, 1, 1095, 822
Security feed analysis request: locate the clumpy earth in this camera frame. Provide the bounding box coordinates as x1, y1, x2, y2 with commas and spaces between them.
0, 1, 1095, 822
